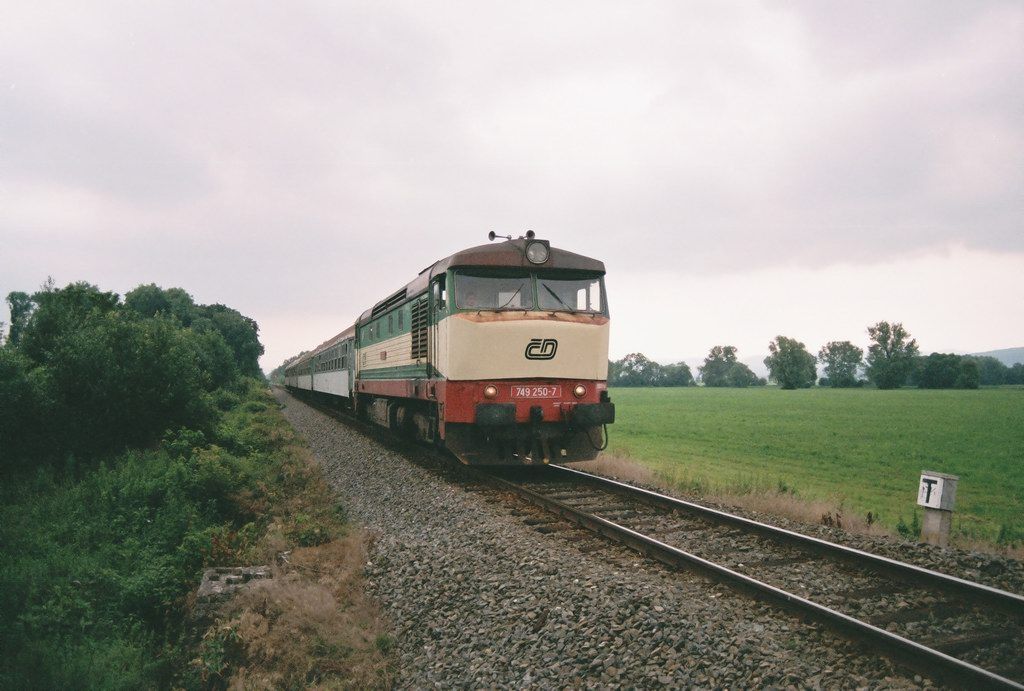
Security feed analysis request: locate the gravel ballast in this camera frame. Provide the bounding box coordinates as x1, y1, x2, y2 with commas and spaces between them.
276, 390, 932, 688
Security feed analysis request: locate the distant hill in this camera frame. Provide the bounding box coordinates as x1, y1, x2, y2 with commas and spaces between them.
969, 347, 1024, 366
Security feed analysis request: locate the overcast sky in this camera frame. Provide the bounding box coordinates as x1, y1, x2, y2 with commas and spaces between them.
2, 1, 1022, 373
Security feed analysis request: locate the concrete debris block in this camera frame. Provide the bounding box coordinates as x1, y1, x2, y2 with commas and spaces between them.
197, 566, 272, 601
192, 566, 272, 626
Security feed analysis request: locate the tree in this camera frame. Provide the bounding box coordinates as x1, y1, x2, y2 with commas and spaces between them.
1, 278, 265, 468
699, 346, 764, 387
124, 284, 197, 325
906, 354, 926, 387
817, 341, 863, 387
699, 345, 738, 387
1006, 363, 1024, 385
614, 352, 663, 386
725, 362, 763, 387
124, 283, 172, 318
956, 358, 980, 389
0, 348, 51, 467
608, 354, 695, 387
192, 304, 264, 378
19, 282, 120, 363
123, 285, 262, 376
40, 311, 216, 455
764, 336, 817, 389
969, 356, 1008, 386
866, 321, 919, 389
661, 362, 695, 386
917, 353, 981, 389
918, 353, 963, 389
5, 291, 34, 346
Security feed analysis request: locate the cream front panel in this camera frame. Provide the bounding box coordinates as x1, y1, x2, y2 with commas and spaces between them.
440, 315, 609, 381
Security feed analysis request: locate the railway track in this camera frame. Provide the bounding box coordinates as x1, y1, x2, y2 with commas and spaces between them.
289, 390, 1024, 688
480, 464, 1024, 689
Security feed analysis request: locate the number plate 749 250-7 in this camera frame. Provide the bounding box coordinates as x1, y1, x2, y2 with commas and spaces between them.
511, 385, 562, 398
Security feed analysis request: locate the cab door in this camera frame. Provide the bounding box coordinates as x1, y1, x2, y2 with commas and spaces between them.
429, 275, 447, 376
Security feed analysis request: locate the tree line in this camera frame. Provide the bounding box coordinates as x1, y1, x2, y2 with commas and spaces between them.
609, 346, 767, 387
609, 321, 1024, 389
0, 280, 264, 468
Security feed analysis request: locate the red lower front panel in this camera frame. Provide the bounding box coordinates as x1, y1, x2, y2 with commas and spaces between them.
441, 379, 605, 424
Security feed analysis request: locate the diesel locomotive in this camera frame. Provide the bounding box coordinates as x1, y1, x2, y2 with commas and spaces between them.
284, 233, 614, 465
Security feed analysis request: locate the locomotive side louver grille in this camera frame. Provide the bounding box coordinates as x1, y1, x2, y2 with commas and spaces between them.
371, 289, 407, 318
410, 296, 428, 359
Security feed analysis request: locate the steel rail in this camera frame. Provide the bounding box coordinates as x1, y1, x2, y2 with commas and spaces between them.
484, 471, 1024, 690
552, 464, 1024, 614
284, 391, 1023, 686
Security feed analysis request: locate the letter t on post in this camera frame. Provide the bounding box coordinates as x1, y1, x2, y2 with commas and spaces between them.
917, 471, 959, 547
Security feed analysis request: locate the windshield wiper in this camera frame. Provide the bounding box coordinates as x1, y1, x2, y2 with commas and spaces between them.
542, 284, 576, 313
497, 283, 525, 310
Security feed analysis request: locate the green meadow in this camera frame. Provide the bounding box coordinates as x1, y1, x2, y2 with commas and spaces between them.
606, 387, 1024, 543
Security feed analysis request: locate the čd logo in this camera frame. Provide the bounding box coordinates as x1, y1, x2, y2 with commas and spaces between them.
525, 338, 558, 360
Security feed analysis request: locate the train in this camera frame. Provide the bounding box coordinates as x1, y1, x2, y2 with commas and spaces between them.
283, 233, 614, 465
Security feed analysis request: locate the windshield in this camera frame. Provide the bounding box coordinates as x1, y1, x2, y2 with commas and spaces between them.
454, 273, 534, 310
537, 276, 604, 313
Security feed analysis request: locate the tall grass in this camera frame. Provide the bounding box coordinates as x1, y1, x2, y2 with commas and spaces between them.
605, 387, 1024, 545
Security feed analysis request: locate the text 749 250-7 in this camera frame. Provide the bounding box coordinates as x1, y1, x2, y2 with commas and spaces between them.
511, 385, 562, 398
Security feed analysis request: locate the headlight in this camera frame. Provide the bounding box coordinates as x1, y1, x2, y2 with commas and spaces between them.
525, 241, 549, 264
573, 384, 587, 398
483, 385, 498, 399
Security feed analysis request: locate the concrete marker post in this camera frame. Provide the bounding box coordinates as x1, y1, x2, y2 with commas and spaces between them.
917, 470, 959, 547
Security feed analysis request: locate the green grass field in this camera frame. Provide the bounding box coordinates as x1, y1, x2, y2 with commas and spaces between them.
606, 387, 1024, 543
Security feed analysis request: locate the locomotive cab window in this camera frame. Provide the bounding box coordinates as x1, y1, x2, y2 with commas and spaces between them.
537, 275, 605, 314
433, 277, 447, 311
454, 271, 533, 310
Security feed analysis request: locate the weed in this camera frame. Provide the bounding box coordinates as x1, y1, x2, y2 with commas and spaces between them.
189, 624, 242, 690
896, 511, 922, 540
289, 513, 334, 547
606, 387, 1023, 547
202, 534, 394, 689
375, 633, 395, 653
580, 454, 892, 539
996, 523, 1021, 549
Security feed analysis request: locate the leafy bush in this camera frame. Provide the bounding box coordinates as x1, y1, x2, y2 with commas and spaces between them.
0, 348, 51, 463
609, 353, 695, 387
42, 313, 218, 456
1, 281, 264, 469
0, 386, 291, 688
918, 352, 981, 390
0, 279, 277, 687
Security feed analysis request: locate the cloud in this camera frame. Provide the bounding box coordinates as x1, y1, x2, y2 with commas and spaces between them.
0, 1, 1021, 369
609, 245, 1024, 365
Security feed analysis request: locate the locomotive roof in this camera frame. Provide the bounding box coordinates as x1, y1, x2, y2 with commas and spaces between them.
358, 237, 605, 323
